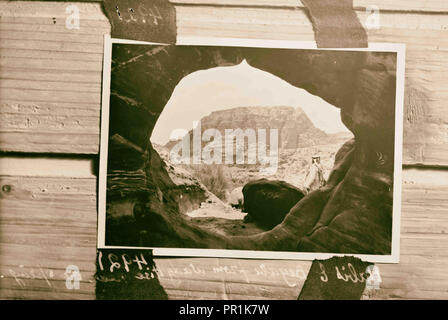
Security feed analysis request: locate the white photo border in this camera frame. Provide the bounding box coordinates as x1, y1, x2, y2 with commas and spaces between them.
98, 35, 405, 263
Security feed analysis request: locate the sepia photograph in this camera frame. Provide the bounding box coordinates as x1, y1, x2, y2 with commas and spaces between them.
98, 37, 404, 262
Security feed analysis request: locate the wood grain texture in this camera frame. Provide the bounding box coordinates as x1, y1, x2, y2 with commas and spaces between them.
0, 175, 97, 299
1, 1, 448, 165
0, 1, 109, 154
0, 169, 447, 299
170, 0, 448, 13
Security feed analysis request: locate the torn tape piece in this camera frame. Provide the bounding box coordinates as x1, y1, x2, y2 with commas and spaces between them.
301, 0, 368, 48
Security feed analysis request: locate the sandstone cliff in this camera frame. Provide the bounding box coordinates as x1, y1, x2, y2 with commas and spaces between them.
164, 106, 346, 150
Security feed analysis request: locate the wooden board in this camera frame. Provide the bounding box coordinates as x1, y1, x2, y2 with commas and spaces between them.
0, 1, 109, 154
0, 1, 448, 165
0, 163, 447, 300
171, 0, 448, 13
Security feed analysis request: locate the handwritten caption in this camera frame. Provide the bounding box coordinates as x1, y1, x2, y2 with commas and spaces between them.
2, 254, 377, 290
317, 262, 371, 284
114, 4, 163, 25
94, 250, 310, 287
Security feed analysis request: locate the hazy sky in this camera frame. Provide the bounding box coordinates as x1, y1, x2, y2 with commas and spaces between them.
151, 60, 350, 145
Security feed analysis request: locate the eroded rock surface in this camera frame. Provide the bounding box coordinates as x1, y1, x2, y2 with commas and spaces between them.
242, 179, 305, 229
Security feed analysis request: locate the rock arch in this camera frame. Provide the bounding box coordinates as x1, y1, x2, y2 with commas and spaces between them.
106, 44, 396, 254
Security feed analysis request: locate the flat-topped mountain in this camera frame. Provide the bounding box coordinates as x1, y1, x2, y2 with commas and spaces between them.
164, 106, 350, 151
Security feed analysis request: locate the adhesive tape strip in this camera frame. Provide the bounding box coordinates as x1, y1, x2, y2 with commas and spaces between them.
102, 0, 177, 44
300, 0, 368, 48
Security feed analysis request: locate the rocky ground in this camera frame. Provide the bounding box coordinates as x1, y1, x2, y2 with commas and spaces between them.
151, 106, 353, 237
156, 144, 268, 236
155, 135, 351, 199
222, 141, 349, 191
187, 200, 246, 220
156, 105, 353, 199
154, 133, 351, 237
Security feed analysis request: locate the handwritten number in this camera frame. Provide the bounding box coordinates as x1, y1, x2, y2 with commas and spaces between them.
108, 254, 121, 272
138, 5, 148, 23
115, 6, 122, 20
133, 253, 148, 270
149, 6, 163, 25
121, 254, 132, 272
98, 251, 104, 271
99, 252, 149, 273
114, 4, 164, 25
128, 8, 138, 22
138, 5, 163, 25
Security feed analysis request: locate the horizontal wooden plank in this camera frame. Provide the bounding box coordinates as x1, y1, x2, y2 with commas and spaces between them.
0, 2, 109, 20
170, 0, 448, 13
0, 88, 100, 104
159, 277, 302, 299
0, 57, 103, 72
175, 7, 448, 49
0, 157, 94, 177
377, 262, 448, 279
0, 20, 110, 35
155, 257, 311, 285
0, 16, 111, 30
0, 39, 104, 53
0, 30, 104, 44
365, 288, 448, 300
401, 218, 448, 234
0, 79, 101, 92
0, 68, 102, 83
0, 132, 100, 154
0, 288, 95, 300
0, 101, 100, 117
0, 275, 95, 297
0, 48, 103, 62
0, 115, 99, 135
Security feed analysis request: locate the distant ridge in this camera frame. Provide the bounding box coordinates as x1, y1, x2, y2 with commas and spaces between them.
164, 106, 352, 150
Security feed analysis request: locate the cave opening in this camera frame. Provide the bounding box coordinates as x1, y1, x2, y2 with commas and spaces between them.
104, 43, 398, 256
149, 59, 353, 233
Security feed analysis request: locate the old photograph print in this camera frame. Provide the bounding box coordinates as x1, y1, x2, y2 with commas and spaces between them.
98, 38, 404, 261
